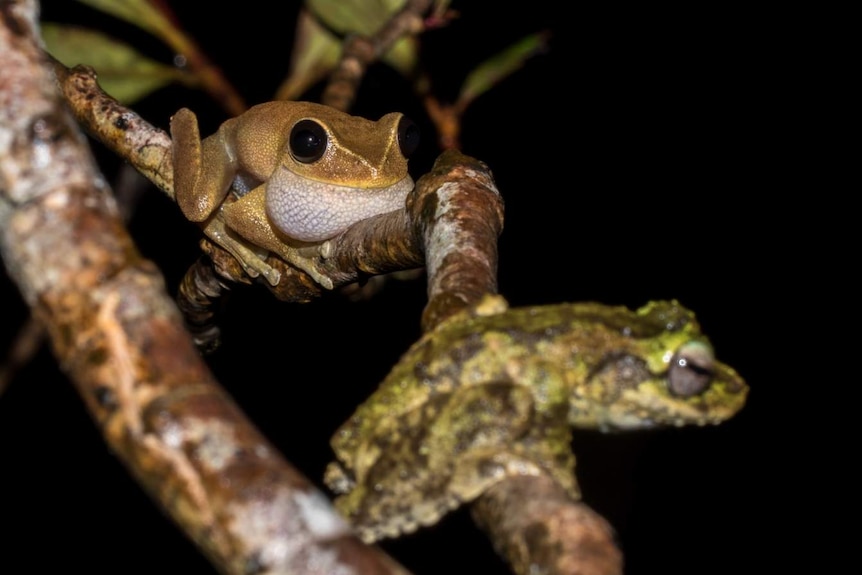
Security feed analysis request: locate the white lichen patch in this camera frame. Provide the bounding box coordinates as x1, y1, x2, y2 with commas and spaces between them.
183, 418, 240, 473
462, 167, 500, 195
227, 487, 354, 574
424, 182, 461, 277
303, 548, 356, 575
294, 489, 351, 539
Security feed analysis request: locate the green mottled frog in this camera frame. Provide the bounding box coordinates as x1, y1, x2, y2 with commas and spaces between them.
324, 296, 748, 542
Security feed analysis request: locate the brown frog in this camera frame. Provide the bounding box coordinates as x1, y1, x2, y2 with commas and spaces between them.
171, 101, 419, 288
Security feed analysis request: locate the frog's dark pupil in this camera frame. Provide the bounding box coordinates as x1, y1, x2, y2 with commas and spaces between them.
397, 116, 420, 158
290, 119, 327, 163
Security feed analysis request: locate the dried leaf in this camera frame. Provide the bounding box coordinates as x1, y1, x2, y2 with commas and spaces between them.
458, 32, 548, 109
42, 24, 187, 104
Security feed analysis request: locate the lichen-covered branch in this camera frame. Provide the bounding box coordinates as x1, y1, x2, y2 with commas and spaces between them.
0, 2, 411, 573
407, 149, 504, 331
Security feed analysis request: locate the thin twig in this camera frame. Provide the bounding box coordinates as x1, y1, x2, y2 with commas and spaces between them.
322, 0, 433, 112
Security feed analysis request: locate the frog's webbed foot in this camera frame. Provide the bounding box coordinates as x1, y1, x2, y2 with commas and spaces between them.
261, 239, 333, 290
202, 215, 282, 286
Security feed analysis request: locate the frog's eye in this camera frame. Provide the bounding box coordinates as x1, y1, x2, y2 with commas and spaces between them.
668, 340, 715, 397
397, 116, 420, 158
290, 119, 328, 163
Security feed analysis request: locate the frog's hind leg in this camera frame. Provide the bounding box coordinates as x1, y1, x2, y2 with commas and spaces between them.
170, 108, 234, 222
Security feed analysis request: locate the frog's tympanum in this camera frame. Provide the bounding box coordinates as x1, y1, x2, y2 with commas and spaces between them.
325, 297, 748, 542
171, 102, 419, 288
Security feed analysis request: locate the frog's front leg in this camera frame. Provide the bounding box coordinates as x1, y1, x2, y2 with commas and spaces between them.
220, 185, 333, 289
200, 213, 282, 286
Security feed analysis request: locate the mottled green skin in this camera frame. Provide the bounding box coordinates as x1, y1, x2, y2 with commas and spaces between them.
325, 297, 748, 542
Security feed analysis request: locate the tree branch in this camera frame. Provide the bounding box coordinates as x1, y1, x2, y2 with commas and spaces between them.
52, 60, 175, 198
472, 474, 623, 575
0, 2, 411, 573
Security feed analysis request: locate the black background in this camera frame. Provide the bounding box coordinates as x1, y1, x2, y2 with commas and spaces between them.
1, 2, 777, 574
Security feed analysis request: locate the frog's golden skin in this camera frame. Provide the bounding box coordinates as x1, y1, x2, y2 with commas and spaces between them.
325, 297, 748, 542
171, 101, 418, 288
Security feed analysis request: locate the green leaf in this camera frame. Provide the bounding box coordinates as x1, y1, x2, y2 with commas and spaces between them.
382, 36, 418, 76
275, 9, 342, 101
307, 0, 407, 35
73, 0, 175, 39
458, 32, 549, 108
43, 24, 187, 104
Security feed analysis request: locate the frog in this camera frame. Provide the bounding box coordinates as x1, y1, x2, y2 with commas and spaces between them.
170, 101, 420, 289
324, 296, 748, 542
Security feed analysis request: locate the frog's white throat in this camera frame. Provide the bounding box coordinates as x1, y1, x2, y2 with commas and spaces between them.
265, 168, 414, 243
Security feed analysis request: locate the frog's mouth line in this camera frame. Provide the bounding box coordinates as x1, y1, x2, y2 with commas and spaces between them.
266, 168, 414, 243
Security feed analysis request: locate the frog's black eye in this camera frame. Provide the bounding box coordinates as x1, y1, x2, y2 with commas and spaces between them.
397, 116, 420, 158
668, 341, 715, 397
290, 119, 328, 163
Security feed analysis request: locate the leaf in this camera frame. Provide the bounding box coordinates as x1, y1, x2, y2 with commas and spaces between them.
73, 0, 176, 40
275, 9, 342, 101
382, 36, 418, 77
458, 32, 549, 109
307, 0, 407, 35
42, 24, 188, 104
